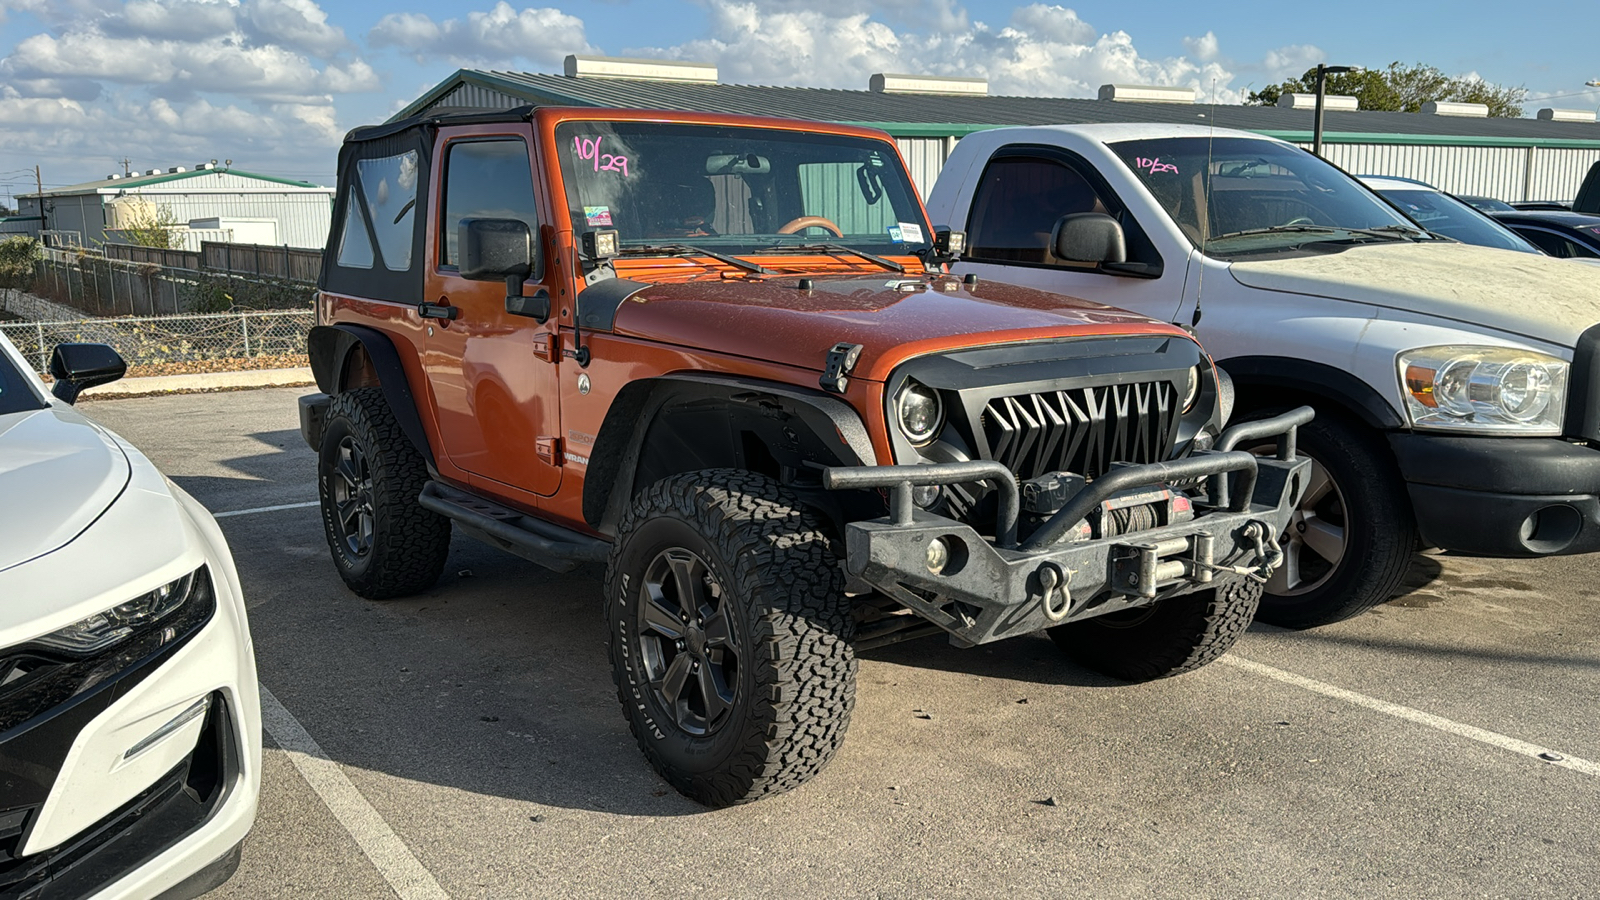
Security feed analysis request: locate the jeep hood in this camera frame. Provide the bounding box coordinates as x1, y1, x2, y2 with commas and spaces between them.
608, 274, 1184, 381
0, 407, 131, 573
1229, 242, 1600, 348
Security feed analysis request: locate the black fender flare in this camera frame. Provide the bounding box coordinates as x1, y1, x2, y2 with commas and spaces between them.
307, 323, 435, 467
583, 373, 878, 534
1218, 356, 1405, 431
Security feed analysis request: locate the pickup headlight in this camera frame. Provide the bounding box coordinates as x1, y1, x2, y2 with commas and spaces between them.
32, 569, 206, 654
895, 379, 944, 445
1399, 346, 1568, 435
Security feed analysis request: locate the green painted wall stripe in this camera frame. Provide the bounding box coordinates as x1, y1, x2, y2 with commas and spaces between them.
839, 122, 1006, 138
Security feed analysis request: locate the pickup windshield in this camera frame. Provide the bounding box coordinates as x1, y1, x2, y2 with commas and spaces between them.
1112, 137, 1428, 254
554, 121, 932, 260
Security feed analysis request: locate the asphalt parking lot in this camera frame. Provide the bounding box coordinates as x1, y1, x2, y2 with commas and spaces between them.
85, 386, 1600, 900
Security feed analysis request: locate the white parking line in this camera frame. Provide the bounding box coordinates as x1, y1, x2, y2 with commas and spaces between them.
1222, 655, 1600, 779
259, 686, 450, 900
214, 500, 319, 518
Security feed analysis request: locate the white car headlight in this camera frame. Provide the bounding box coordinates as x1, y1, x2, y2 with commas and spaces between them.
895, 379, 945, 445
32, 569, 206, 654
1399, 346, 1568, 435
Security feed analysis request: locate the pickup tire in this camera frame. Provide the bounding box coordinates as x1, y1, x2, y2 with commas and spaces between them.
1047, 577, 1261, 681
605, 470, 856, 807
1246, 409, 1416, 628
317, 387, 451, 599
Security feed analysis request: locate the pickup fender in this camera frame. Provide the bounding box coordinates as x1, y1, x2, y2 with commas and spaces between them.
1219, 356, 1405, 431
307, 323, 435, 466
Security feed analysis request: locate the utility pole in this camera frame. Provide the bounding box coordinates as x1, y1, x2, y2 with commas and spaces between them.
34, 165, 46, 233
118, 157, 133, 177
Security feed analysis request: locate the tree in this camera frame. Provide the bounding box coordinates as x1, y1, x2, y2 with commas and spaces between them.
1247, 62, 1526, 118
118, 201, 184, 249
0, 235, 41, 308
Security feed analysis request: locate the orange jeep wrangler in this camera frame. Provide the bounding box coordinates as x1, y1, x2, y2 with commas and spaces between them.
300, 105, 1313, 806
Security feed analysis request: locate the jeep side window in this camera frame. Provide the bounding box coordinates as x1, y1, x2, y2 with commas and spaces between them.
354, 150, 419, 271
440, 139, 541, 269
335, 186, 375, 269
966, 156, 1111, 266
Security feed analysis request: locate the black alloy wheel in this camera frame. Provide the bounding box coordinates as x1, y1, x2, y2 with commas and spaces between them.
329, 434, 376, 558
635, 547, 742, 736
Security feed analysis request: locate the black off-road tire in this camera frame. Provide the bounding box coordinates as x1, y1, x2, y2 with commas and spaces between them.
1047, 578, 1262, 681
318, 387, 451, 599
1249, 408, 1417, 629
605, 469, 856, 807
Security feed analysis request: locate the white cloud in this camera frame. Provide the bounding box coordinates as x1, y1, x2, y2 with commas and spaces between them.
1261, 44, 1323, 81
1183, 31, 1219, 63
369, 2, 591, 66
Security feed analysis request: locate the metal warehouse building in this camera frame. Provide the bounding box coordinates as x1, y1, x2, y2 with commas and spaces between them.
16, 165, 334, 250
395, 58, 1600, 204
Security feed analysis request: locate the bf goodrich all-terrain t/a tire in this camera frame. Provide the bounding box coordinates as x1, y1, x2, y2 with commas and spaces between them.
1248, 408, 1418, 629
1048, 578, 1262, 681
605, 469, 857, 808
318, 387, 451, 600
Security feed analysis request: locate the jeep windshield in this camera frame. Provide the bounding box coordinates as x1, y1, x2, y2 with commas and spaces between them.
1112, 137, 1430, 255
554, 121, 933, 264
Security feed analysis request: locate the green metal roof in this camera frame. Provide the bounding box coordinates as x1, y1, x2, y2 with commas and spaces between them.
391, 68, 1600, 150
25, 167, 327, 198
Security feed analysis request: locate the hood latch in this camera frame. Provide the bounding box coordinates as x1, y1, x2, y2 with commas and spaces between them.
820, 342, 864, 394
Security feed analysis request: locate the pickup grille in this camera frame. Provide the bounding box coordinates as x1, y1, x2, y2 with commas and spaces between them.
981, 381, 1180, 482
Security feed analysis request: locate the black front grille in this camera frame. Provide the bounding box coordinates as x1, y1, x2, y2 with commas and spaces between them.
981, 381, 1180, 482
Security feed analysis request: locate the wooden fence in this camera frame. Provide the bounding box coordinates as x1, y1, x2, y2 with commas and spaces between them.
201, 241, 323, 282
103, 240, 324, 283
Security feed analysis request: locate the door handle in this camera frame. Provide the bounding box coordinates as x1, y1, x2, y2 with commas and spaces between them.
418, 301, 458, 320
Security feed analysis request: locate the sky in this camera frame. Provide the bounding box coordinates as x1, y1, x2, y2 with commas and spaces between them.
2, 0, 1598, 204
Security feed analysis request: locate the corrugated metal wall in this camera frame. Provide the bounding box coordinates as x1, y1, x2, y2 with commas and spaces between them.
133, 192, 332, 249
897, 138, 950, 200
1525, 147, 1600, 202
1295, 142, 1598, 202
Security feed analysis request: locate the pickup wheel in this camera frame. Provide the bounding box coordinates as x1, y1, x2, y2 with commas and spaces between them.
1047, 578, 1262, 681
317, 387, 451, 599
605, 470, 856, 807
1245, 410, 1417, 628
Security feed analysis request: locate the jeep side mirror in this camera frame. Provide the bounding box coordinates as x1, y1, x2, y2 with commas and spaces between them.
459, 218, 549, 323
50, 343, 126, 404
1052, 212, 1127, 265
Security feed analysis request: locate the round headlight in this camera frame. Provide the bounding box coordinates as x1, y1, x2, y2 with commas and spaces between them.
896, 379, 944, 444
1182, 365, 1202, 413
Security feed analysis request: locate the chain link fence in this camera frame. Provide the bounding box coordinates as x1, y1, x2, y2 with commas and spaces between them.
0, 310, 313, 376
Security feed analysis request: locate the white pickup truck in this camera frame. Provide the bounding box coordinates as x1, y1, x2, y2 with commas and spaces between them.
925, 124, 1600, 627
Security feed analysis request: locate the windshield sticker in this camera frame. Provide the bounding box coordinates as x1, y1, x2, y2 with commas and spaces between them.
896, 222, 924, 243
573, 136, 630, 176
1132, 156, 1180, 175
584, 206, 613, 226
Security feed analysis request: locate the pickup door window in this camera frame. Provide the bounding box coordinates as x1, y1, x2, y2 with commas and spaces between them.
967, 156, 1110, 266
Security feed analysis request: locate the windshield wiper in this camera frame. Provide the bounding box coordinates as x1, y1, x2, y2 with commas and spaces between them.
1211, 224, 1425, 242
763, 242, 905, 273
624, 244, 773, 275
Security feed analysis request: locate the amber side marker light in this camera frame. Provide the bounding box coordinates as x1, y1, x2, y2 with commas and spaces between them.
1405, 365, 1439, 408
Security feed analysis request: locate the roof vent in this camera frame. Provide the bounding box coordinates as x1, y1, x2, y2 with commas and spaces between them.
145, 168, 162, 175
1421, 100, 1489, 118
869, 73, 988, 96
195, 162, 216, 170
1538, 108, 1597, 123
1277, 92, 1360, 112
563, 55, 717, 83
1098, 84, 1197, 104
106, 174, 120, 180
168, 166, 187, 173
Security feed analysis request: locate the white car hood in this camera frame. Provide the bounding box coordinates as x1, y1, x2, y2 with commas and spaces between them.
0, 406, 131, 573
1229, 242, 1600, 348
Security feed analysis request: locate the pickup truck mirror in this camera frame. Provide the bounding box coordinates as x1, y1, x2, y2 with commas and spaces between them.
460, 217, 550, 323
1052, 212, 1127, 265
50, 342, 126, 405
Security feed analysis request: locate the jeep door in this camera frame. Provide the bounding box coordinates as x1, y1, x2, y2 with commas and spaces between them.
422, 131, 563, 498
